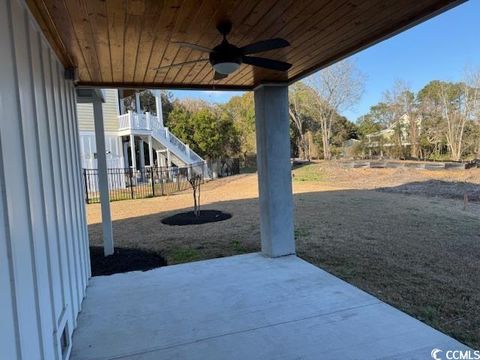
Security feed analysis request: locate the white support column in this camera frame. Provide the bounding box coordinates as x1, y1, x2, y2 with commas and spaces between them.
128, 110, 133, 129
156, 150, 164, 167
154, 90, 164, 127
130, 134, 136, 172
145, 111, 151, 130
148, 136, 154, 167
139, 139, 145, 169
166, 149, 171, 167
123, 141, 129, 168
93, 97, 114, 256
135, 91, 141, 113
254, 84, 295, 257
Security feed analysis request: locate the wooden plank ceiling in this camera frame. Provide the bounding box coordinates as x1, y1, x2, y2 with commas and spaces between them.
27, 0, 462, 90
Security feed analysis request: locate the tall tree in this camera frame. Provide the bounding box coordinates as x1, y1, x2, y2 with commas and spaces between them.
223, 93, 256, 158
357, 114, 382, 137
391, 81, 419, 158
418, 77, 480, 161
304, 59, 365, 159
289, 82, 315, 160
168, 104, 240, 160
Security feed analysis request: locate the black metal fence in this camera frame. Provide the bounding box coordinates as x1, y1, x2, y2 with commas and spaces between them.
83, 162, 207, 204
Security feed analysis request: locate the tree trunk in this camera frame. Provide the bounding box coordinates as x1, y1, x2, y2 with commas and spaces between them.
299, 133, 310, 160
193, 188, 198, 216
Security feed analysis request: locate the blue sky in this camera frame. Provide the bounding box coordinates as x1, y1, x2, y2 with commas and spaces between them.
171, 1, 479, 122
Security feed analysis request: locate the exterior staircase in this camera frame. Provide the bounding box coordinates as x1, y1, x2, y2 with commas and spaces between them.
118, 111, 208, 176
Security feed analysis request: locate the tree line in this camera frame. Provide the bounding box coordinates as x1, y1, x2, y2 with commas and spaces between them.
150, 59, 363, 164
357, 72, 480, 161
143, 60, 479, 164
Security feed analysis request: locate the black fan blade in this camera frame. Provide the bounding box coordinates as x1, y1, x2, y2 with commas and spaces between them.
151, 59, 208, 70
213, 71, 228, 80
241, 38, 290, 54
172, 42, 212, 53
242, 56, 292, 71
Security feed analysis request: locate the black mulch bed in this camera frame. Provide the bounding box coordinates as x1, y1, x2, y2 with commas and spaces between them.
161, 210, 232, 226
89, 246, 167, 276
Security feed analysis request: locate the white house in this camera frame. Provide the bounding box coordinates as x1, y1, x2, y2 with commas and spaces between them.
366, 114, 422, 148
76, 89, 206, 172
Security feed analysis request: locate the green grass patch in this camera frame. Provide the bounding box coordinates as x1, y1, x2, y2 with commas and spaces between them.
230, 240, 247, 253
294, 226, 311, 240
292, 164, 326, 182
170, 247, 200, 263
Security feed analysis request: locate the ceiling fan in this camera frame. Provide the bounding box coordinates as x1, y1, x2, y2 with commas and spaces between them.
152, 21, 292, 80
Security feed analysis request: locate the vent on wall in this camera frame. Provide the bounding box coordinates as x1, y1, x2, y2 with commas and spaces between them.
60, 323, 70, 359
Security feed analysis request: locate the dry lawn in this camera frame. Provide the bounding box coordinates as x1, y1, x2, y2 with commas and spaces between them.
87, 162, 480, 348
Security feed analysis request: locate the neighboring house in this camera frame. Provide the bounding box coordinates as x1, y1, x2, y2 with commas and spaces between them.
77, 89, 124, 169
366, 114, 421, 149
76, 89, 206, 172
342, 115, 422, 158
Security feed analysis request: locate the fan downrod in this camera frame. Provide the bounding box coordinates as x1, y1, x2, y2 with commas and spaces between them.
216, 21, 232, 38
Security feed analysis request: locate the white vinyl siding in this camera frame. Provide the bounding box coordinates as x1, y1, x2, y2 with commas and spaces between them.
77, 89, 119, 132
0, 0, 89, 359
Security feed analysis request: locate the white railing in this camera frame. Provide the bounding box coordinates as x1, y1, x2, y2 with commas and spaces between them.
118, 113, 130, 130
119, 111, 205, 165
118, 111, 152, 131
132, 112, 149, 130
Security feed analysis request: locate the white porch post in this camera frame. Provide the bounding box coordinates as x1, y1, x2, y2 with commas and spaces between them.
93, 95, 114, 256
123, 141, 129, 168
135, 91, 141, 113
166, 149, 171, 167
254, 84, 295, 257
139, 140, 145, 169
154, 90, 164, 127
130, 134, 136, 172
156, 150, 164, 167
148, 136, 154, 167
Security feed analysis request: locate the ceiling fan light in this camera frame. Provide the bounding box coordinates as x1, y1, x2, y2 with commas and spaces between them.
213, 62, 240, 75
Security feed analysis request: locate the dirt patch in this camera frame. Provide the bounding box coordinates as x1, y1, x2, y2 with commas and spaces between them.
87, 165, 480, 348
89, 246, 167, 276
162, 210, 232, 226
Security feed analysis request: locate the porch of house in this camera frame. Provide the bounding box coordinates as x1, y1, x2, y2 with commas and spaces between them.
71, 253, 467, 360
2, 1, 471, 359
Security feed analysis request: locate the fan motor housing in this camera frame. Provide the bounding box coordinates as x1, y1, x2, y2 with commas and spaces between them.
209, 42, 242, 69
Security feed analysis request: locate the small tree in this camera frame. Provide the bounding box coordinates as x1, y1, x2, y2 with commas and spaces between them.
304, 59, 365, 160
188, 173, 202, 217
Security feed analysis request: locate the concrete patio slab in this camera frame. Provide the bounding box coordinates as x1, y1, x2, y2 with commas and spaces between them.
71, 253, 468, 360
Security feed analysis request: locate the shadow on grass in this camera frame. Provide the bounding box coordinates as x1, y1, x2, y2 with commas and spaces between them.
377, 179, 480, 202
88, 183, 480, 348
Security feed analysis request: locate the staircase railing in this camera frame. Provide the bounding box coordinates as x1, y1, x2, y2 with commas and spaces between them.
119, 111, 205, 165
149, 115, 204, 164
